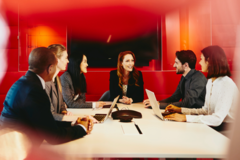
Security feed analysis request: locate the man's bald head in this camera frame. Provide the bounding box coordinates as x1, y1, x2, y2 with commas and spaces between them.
28, 47, 57, 74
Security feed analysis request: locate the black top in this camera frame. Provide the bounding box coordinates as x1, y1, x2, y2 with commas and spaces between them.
159, 69, 207, 109
109, 70, 144, 102
0, 71, 87, 145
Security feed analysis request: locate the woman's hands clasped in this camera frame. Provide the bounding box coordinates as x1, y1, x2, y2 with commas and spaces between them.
119, 96, 133, 104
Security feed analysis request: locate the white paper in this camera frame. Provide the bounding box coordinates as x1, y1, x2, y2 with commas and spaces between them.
121, 123, 140, 135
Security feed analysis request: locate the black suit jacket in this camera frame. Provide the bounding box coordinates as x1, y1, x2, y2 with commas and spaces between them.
0, 71, 87, 145
109, 70, 144, 102
159, 69, 207, 109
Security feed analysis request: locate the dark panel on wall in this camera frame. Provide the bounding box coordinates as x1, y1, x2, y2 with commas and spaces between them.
68, 24, 160, 67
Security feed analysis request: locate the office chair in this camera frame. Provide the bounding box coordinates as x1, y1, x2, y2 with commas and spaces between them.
99, 90, 110, 101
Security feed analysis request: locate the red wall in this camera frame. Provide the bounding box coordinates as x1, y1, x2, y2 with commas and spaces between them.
0, 0, 238, 112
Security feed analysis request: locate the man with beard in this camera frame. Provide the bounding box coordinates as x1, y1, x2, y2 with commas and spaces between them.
144, 50, 207, 109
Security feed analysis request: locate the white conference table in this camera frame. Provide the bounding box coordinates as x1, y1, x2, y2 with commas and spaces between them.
41, 103, 229, 159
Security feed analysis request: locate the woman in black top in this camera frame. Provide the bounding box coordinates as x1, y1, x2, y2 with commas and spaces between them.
109, 51, 144, 104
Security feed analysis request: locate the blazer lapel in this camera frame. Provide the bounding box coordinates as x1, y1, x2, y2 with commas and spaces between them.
55, 82, 63, 113
52, 82, 58, 100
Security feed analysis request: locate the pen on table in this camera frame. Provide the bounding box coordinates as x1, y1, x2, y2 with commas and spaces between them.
134, 122, 142, 134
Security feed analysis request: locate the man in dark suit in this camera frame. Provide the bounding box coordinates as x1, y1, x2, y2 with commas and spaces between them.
144, 50, 207, 109
0, 47, 93, 145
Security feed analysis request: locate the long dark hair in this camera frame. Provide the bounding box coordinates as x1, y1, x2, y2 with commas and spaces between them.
201, 45, 231, 79
67, 53, 86, 95
117, 51, 140, 88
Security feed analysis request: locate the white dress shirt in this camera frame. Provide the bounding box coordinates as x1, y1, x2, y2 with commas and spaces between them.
182, 76, 239, 126
36, 74, 46, 89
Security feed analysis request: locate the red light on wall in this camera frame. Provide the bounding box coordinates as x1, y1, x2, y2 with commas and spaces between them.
28, 26, 65, 47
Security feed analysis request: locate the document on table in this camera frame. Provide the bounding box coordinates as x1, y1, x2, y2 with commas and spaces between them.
121, 123, 140, 135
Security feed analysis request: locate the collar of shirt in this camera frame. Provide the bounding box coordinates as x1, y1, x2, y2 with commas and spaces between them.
210, 76, 224, 84
36, 74, 46, 90
184, 69, 196, 80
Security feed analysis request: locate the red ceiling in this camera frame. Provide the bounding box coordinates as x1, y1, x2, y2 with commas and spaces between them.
2, 0, 197, 41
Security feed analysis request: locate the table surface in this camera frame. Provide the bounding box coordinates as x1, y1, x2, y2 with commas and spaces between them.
41, 103, 229, 159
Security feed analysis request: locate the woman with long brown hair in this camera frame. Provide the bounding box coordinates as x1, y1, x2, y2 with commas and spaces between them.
109, 51, 144, 104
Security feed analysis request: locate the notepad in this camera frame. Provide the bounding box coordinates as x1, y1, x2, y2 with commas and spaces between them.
121, 123, 140, 135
